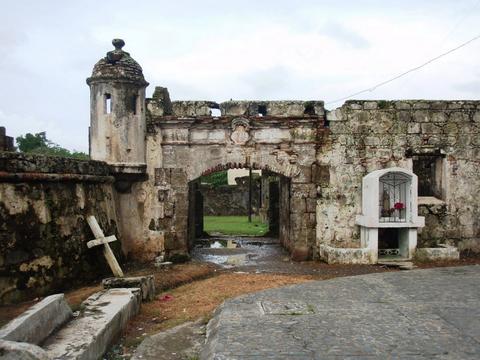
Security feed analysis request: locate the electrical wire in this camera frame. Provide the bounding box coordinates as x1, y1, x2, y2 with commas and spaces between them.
326, 33, 480, 105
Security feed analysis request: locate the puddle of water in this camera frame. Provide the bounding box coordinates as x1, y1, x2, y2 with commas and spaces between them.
192, 236, 283, 269
224, 254, 247, 266
210, 241, 224, 249
197, 239, 239, 249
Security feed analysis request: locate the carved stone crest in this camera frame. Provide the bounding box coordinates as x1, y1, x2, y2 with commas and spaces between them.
230, 118, 250, 145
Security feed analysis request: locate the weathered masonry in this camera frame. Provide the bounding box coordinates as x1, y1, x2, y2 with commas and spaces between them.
3, 38, 479, 304
87, 40, 321, 261
85, 39, 480, 264
0, 152, 120, 304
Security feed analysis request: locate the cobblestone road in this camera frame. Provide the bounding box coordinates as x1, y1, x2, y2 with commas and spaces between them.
201, 266, 480, 359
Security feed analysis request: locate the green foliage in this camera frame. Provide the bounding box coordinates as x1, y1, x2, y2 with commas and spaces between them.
377, 100, 391, 109
203, 216, 268, 236
200, 171, 228, 187
16, 132, 89, 159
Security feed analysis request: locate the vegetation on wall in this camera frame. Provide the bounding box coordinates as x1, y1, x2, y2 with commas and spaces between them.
16, 132, 88, 159
200, 170, 228, 187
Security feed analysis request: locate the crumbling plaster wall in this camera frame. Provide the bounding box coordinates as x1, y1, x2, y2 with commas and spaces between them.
317, 100, 480, 255
0, 152, 120, 304
89, 82, 146, 164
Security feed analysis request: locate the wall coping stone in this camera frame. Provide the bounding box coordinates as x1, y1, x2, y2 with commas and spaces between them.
0, 152, 111, 176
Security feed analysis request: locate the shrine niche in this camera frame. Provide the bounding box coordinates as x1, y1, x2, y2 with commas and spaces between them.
379, 172, 410, 223
356, 168, 425, 262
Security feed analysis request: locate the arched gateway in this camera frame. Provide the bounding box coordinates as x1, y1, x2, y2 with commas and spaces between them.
87, 40, 479, 265
88, 40, 323, 261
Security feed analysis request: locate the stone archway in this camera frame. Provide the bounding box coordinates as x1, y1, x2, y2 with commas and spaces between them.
186, 165, 292, 252
143, 102, 323, 261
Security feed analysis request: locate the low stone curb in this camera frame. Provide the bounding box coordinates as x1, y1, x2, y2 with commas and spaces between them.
43, 288, 141, 360
0, 294, 72, 345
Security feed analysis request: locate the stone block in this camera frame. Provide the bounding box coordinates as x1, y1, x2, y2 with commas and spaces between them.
170, 169, 187, 187
415, 247, 460, 261
0, 340, 50, 360
312, 164, 330, 186
172, 101, 212, 117
290, 198, 306, 213
413, 110, 429, 123
407, 123, 421, 134
413, 101, 431, 110
306, 198, 317, 213
326, 108, 345, 122
397, 111, 412, 123
220, 101, 249, 116
395, 101, 411, 110
102, 276, 155, 302
363, 101, 378, 110
421, 123, 441, 134
319, 244, 373, 264
267, 101, 306, 116
348, 103, 362, 110
294, 166, 312, 183
0, 294, 72, 345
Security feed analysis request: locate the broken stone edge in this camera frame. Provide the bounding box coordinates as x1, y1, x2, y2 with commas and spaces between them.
102, 275, 155, 301
0, 294, 72, 345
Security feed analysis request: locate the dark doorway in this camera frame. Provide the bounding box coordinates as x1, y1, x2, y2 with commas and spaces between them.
378, 228, 400, 258
268, 180, 280, 237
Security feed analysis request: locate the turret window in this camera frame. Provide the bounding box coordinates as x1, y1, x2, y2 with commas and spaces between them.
131, 95, 138, 115
105, 93, 112, 114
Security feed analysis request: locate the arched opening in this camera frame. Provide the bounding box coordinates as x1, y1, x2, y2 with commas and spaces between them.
187, 166, 291, 267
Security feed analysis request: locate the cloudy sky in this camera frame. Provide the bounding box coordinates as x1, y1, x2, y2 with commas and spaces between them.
1, 0, 479, 152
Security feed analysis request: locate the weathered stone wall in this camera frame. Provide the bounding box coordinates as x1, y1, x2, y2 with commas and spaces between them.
0, 152, 120, 304
317, 100, 480, 255
200, 179, 260, 216
142, 92, 323, 261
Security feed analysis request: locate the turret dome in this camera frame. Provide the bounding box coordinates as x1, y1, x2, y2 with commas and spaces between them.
87, 39, 148, 86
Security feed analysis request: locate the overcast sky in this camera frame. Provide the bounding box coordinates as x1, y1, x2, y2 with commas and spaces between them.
1, 0, 479, 152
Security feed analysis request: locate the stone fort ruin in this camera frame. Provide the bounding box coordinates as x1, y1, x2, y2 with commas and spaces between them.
1, 39, 479, 302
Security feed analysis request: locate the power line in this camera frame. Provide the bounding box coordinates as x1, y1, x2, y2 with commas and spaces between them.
326, 33, 480, 105
439, 0, 480, 46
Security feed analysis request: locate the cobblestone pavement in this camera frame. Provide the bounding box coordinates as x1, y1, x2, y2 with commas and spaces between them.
201, 266, 480, 359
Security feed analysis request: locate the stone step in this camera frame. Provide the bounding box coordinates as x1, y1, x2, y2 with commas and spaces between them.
43, 288, 141, 360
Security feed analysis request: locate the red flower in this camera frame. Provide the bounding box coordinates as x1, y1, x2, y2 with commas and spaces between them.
393, 202, 405, 210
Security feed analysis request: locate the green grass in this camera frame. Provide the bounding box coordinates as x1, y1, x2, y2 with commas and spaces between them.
203, 216, 268, 236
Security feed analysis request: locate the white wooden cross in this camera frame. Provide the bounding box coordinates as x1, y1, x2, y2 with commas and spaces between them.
86, 215, 124, 277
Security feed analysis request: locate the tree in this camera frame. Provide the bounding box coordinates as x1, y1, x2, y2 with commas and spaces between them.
16, 132, 89, 160
201, 171, 228, 187
16, 132, 49, 152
